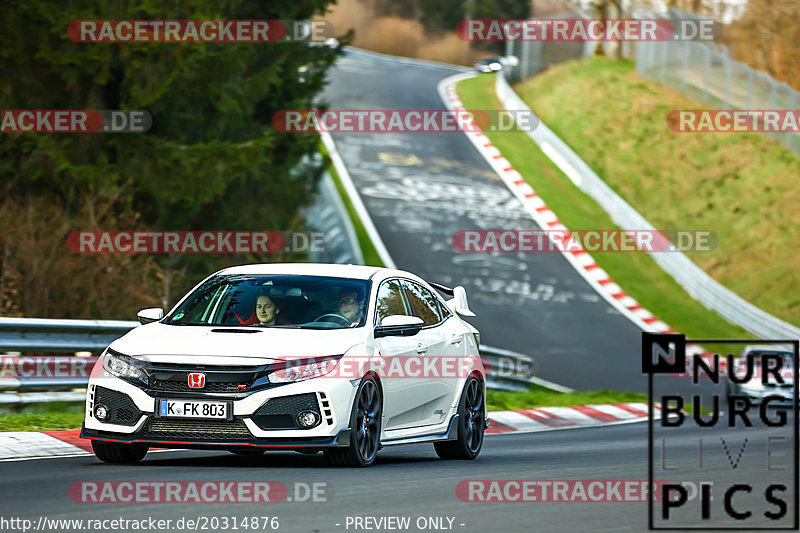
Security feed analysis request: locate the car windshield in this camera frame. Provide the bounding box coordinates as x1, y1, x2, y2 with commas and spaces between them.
165, 274, 371, 329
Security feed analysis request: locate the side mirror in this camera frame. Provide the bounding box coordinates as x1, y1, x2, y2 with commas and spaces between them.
137, 307, 164, 325
375, 315, 424, 338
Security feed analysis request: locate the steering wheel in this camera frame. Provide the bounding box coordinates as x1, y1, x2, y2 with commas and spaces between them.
313, 313, 352, 326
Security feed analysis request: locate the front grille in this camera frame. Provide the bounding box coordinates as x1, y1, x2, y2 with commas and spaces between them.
95, 387, 141, 426
143, 362, 270, 394
253, 393, 320, 430
139, 417, 253, 440
148, 379, 250, 393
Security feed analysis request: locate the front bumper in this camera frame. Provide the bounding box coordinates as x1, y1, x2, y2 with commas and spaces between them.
83, 370, 358, 448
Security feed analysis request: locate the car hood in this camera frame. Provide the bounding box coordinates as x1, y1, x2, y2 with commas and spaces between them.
108, 322, 365, 365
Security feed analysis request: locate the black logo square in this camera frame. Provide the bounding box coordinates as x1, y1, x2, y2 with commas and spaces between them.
642, 332, 686, 374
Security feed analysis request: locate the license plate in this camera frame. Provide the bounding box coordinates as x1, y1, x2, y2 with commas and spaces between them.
159, 399, 228, 419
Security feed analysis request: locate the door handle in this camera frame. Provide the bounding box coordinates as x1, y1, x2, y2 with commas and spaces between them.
450, 334, 463, 345
417, 342, 428, 354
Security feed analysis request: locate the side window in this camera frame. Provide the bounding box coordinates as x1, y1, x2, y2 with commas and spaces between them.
437, 298, 452, 319
375, 280, 410, 324
403, 281, 441, 326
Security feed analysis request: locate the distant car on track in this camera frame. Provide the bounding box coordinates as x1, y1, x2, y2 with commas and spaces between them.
726, 344, 795, 406
82, 263, 485, 467
474, 56, 505, 73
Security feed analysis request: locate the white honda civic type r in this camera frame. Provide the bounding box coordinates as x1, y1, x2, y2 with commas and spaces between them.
82, 263, 486, 467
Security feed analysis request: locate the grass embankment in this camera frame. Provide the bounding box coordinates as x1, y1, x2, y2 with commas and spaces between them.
510, 57, 800, 328
0, 403, 84, 431
457, 69, 756, 343
319, 140, 385, 267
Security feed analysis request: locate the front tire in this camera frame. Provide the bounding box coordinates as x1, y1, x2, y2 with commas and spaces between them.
434, 376, 485, 460
91, 440, 148, 464
325, 376, 382, 467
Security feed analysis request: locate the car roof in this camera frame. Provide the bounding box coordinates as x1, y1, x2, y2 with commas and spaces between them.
215, 263, 426, 284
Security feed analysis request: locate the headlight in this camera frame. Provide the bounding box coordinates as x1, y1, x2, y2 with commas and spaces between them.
268, 356, 342, 383
103, 350, 148, 386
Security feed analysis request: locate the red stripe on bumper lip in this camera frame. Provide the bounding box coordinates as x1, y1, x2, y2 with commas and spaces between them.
85, 436, 343, 447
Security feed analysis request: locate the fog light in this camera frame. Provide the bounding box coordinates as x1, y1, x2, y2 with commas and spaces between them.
95, 404, 109, 421
296, 410, 320, 428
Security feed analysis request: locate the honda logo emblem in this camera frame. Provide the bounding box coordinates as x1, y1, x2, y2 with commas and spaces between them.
188, 373, 206, 389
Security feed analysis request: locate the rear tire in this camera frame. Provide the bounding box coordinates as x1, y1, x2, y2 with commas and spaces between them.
325, 376, 382, 467
434, 376, 485, 460
91, 440, 148, 464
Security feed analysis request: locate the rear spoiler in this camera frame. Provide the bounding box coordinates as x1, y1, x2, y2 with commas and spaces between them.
429, 282, 454, 297
430, 283, 475, 317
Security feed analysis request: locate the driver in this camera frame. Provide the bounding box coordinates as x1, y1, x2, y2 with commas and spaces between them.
337, 288, 365, 326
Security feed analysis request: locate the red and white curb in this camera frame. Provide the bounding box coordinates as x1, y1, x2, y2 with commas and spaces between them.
0, 405, 657, 461
0, 430, 92, 461
487, 403, 658, 434
438, 73, 714, 375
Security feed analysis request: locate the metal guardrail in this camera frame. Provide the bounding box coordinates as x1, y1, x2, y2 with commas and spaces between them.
0, 317, 132, 406
480, 345, 534, 392
495, 71, 800, 342
305, 170, 364, 265
481, 345, 572, 393
0, 317, 139, 353
0, 392, 87, 405
0, 318, 547, 405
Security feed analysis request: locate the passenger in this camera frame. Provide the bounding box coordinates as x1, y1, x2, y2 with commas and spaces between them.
337, 288, 365, 326
255, 292, 281, 326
